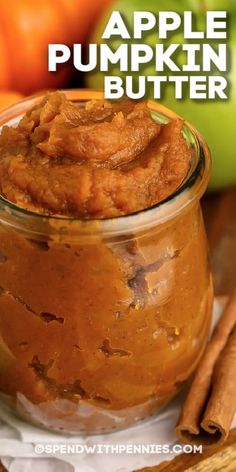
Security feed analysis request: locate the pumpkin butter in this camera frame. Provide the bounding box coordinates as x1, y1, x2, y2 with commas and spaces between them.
0, 91, 213, 434
0, 92, 190, 217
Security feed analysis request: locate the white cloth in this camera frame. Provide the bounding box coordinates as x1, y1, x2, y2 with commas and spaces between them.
0, 301, 235, 472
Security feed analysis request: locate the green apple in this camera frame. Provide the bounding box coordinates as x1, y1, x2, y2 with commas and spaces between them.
86, 0, 236, 189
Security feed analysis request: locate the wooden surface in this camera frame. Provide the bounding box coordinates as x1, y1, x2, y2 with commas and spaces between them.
138, 428, 236, 471
0, 189, 236, 471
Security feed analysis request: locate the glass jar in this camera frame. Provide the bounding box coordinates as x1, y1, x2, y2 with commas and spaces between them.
0, 90, 213, 434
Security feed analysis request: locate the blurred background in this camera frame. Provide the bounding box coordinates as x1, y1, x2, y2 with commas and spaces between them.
0, 0, 235, 296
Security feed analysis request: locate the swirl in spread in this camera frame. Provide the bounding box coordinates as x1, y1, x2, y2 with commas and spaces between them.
0, 92, 191, 217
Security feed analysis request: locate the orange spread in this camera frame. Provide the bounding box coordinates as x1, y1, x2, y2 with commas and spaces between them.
0, 92, 190, 217
0, 93, 212, 434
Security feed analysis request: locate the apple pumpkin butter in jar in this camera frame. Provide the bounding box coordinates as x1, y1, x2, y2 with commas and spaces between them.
0, 90, 213, 434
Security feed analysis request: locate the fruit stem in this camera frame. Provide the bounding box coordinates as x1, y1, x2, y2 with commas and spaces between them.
200, 0, 207, 12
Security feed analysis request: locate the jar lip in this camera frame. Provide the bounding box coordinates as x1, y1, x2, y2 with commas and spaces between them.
0, 89, 211, 237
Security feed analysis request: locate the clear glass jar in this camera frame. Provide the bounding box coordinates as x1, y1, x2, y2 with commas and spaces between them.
0, 90, 213, 434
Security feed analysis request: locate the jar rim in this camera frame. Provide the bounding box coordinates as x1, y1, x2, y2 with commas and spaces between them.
0, 89, 211, 239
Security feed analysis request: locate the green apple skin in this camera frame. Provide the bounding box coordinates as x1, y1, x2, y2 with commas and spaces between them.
86, 0, 236, 189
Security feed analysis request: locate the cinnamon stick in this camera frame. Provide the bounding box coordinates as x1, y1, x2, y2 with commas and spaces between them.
176, 292, 236, 446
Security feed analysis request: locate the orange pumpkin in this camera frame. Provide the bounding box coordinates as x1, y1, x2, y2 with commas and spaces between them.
0, 0, 110, 94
